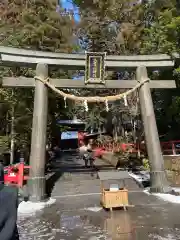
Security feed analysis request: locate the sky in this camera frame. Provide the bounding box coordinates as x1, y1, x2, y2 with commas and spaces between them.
59, 0, 83, 80
60, 0, 80, 22
60, 0, 144, 22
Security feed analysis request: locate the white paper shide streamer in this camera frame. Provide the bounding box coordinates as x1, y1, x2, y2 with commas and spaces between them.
84, 100, 88, 112
105, 99, 109, 112
123, 94, 128, 106
64, 96, 67, 108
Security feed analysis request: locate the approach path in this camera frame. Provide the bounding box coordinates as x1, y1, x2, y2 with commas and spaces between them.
18, 152, 180, 240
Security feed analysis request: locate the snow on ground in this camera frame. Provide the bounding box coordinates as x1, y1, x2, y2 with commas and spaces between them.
148, 233, 177, 240
18, 198, 56, 216
129, 172, 143, 182
84, 206, 102, 212
144, 190, 180, 204
153, 193, 180, 204
128, 171, 150, 183
130, 171, 180, 204
172, 187, 180, 192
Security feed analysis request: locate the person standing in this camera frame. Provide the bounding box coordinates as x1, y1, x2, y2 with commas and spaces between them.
87, 140, 94, 169
79, 141, 89, 167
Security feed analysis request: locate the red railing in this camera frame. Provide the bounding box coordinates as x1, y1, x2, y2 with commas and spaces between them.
94, 142, 139, 153
4, 162, 30, 187
94, 140, 180, 156
161, 140, 180, 155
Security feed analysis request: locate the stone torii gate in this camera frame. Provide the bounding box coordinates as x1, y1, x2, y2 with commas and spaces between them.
0, 46, 177, 201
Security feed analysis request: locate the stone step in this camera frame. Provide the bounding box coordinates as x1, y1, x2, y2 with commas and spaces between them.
49, 154, 142, 199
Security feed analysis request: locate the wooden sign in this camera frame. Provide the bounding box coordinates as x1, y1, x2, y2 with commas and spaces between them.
85, 52, 106, 84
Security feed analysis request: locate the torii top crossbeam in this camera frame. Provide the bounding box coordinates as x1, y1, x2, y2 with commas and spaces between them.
0, 46, 176, 70
0, 46, 177, 89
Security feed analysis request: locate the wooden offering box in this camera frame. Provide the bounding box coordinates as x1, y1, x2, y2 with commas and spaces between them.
98, 171, 133, 211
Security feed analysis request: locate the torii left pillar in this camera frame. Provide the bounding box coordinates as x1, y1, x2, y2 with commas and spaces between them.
28, 63, 48, 201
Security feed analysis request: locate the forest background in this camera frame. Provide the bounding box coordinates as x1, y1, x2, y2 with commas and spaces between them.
0, 0, 180, 162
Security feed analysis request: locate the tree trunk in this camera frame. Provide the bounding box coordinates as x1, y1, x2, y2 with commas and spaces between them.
10, 106, 15, 165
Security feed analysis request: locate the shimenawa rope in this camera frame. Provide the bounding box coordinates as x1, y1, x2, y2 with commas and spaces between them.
34, 76, 149, 103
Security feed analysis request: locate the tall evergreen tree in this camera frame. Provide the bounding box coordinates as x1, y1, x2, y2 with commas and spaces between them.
0, 0, 74, 51
0, 0, 76, 159
72, 0, 180, 141
140, 0, 180, 140
74, 0, 145, 54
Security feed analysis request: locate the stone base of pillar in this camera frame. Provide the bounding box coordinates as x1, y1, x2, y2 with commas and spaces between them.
28, 177, 47, 202
150, 171, 171, 193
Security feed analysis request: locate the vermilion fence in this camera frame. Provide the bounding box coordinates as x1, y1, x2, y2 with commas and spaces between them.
94, 142, 138, 153
161, 140, 180, 155
94, 140, 180, 156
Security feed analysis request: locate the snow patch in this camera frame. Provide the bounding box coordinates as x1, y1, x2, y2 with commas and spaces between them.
18, 198, 56, 216
148, 233, 176, 240
154, 193, 180, 204
128, 172, 143, 182
129, 171, 150, 183
84, 206, 102, 212
132, 172, 180, 204
144, 190, 180, 204
172, 187, 180, 192
143, 189, 151, 195
140, 171, 150, 179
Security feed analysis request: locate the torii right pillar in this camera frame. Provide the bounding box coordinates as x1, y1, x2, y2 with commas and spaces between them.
136, 66, 170, 193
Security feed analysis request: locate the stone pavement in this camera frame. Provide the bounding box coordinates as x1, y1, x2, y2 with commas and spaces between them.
18, 153, 180, 239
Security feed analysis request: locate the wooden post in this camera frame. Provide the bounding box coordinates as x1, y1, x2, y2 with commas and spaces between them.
28, 63, 48, 201
136, 66, 169, 193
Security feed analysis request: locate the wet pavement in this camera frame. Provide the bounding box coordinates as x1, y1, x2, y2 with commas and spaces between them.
18, 153, 180, 239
